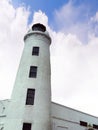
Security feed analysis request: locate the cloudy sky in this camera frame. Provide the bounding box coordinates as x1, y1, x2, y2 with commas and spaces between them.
0, 0, 98, 116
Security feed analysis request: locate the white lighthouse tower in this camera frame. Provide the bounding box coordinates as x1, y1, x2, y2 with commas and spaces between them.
4, 23, 51, 130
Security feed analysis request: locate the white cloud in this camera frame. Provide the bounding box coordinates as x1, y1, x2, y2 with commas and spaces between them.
91, 12, 98, 22
90, 12, 98, 37
53, 1, 98, 44
0, 0, 98, 117
54, 1, 80, 26
49, 2, 98, 115
32, 10, 48, 26
0, 0, 30, 99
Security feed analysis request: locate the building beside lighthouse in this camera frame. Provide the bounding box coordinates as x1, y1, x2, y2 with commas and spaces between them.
0, 23, 98, 130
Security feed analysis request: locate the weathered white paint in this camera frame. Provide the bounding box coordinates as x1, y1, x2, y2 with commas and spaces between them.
4, 24, 51, 130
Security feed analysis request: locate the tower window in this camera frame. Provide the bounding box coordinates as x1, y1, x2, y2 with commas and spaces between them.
93, 124, 98, 129
26, 88, 35, 105
29, 66, 37, 78
80, 121, 87, 127
22, 123, 31, 130
32, 47, 39, 56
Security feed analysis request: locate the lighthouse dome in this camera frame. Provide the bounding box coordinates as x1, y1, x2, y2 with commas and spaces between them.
24, 23, 51, 42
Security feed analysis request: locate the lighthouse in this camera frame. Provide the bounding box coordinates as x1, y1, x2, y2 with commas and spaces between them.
4, 23, 52, 130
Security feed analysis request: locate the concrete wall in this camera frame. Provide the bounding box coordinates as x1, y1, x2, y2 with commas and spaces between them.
0, 101, 98, 130
51, 102, 98, 130
0, 100, 10, 130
